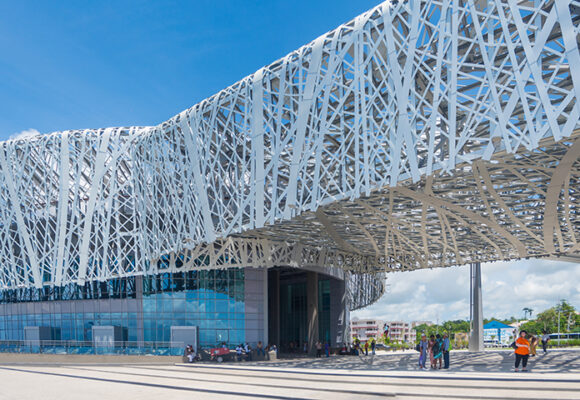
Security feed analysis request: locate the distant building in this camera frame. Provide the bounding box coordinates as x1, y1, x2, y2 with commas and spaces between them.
350, 318, 421, 343
350, 318, 384, 341
384, 321, 416, 343
483, 320, 516, 347
411, 321, 434, 329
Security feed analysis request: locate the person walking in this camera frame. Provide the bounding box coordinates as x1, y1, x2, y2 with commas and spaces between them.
324, 342, 330, 357
371, 337, 376, 355
316, 341, 322, 358
418, 334, 428, 369
514, 330, 530, 372
541, 331, 550, 354
442, 332, 451, 369
364, 340, 369, 356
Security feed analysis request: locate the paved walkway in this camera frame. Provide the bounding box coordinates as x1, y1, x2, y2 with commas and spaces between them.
259, 348, 580, 374
0, 349, 578, 399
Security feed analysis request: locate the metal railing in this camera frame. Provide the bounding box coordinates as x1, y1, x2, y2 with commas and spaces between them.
0, 340, 186, 356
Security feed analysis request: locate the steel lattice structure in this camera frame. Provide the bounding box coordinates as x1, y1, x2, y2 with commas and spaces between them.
1, 0, 579, 309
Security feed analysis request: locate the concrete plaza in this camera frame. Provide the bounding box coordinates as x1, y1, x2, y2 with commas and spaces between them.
0, 349, 578, 399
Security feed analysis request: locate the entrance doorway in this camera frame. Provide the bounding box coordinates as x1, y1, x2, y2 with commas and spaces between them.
268, 267, 337, 353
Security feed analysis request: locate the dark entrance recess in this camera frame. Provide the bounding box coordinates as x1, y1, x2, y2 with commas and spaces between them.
268, 267, 341, 354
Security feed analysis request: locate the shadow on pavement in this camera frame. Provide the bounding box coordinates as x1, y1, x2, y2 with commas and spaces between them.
248, 350, 580, 374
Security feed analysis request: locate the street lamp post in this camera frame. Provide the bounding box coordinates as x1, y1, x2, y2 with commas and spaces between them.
558, 305, 561, 346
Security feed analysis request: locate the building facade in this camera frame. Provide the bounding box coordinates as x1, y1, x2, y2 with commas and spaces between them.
385, 321, 416, 343
350, 318, 384, 341
0, 266, 349, 353
350, 319, 418, 343
483, 321, 516, 347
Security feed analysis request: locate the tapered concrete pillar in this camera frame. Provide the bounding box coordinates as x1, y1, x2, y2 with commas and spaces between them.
307, 271, 319, 354
469, 262, 484, 352
330, 278, 348, 346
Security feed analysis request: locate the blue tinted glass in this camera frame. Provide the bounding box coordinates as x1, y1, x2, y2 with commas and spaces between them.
216, 329, 228, 343
215, 300, 227, 313
161, 296, 173, 313
0, 267, 253, 352
234, 319, 245, 330
214, 318, 228, 329
143, 298, 155, 313
173, 298, 185, 313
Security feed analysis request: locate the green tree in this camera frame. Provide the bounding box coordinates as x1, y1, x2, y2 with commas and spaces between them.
521, 300, 577, 334
413, 320, 470, 343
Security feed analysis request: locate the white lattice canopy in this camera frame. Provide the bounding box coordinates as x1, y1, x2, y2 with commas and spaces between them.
1, 0, 579, 308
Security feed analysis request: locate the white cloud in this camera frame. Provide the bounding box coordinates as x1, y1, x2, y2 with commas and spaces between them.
352, 259, 580, 324
9, 129, 41, 141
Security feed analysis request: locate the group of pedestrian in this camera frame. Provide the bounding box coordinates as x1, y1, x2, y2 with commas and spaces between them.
235, 342, 253, 361
511, 330, 550, 372
285, 341, 309, 353
417, 332, 450, 370
363, 337, 377, 355
315, 341, 330, 357
351, 336, 376, 356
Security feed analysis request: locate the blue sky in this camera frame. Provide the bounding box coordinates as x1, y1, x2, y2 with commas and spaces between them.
1, 1, 578, 322
0, 0, 378, 138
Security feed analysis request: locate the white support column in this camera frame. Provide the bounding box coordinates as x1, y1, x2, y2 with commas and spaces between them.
469, 262, 484, 352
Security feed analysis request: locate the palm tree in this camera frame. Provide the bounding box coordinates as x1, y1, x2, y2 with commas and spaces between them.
522, 307, 533, 320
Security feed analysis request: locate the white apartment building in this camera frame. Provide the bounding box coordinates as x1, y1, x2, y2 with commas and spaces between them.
384, 321, 416, 343
351, 318, 425, 343
350, 318, 384, 341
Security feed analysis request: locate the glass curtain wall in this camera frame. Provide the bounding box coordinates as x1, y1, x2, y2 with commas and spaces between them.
0, 269, 248, 348
318, 279, 330, 344
279, 281, 307, 349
